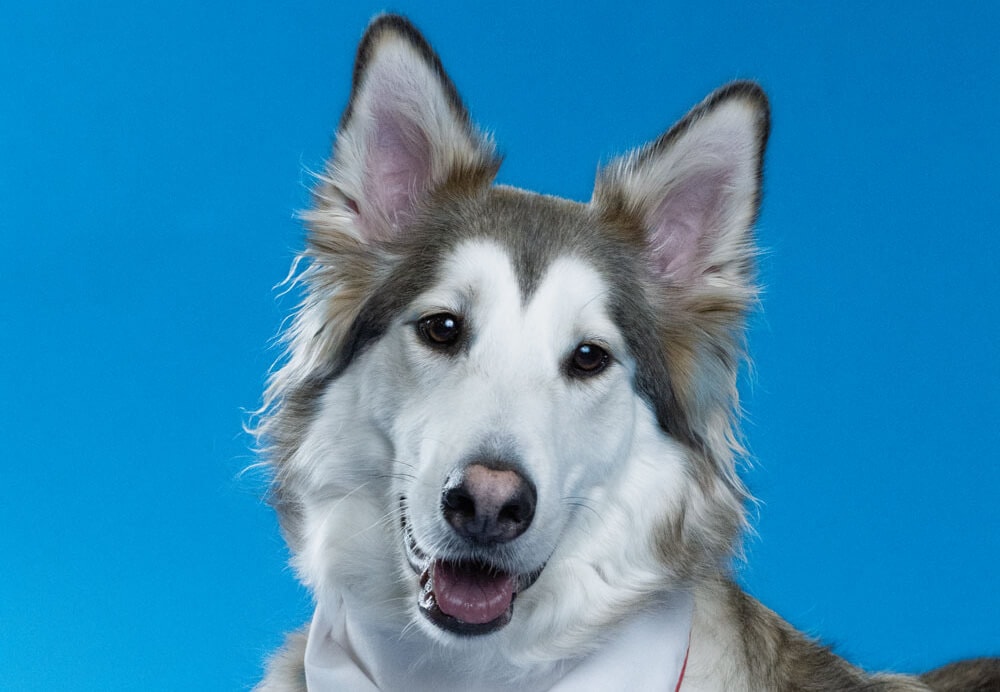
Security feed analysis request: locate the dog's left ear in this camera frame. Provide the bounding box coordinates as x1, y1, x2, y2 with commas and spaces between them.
593, 83, 769, 456
316, 14, 500, 243
593, 82, 769, 291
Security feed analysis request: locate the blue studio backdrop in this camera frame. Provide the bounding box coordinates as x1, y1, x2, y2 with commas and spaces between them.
2, 2, 997, 689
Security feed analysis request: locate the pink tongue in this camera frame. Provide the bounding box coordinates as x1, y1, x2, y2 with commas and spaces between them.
432, 560, 515, 624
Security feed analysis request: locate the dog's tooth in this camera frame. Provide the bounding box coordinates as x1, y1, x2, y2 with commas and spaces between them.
419, 569, 436, 610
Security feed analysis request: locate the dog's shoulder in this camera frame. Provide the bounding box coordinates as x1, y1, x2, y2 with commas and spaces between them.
255, 626, 307, 692
688, 580, 952, 691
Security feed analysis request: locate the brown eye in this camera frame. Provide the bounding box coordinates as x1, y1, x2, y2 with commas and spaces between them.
417, 313, 463, 349
569, 342, 610, 376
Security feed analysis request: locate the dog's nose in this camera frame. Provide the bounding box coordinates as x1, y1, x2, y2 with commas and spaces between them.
441, 463, 536, 545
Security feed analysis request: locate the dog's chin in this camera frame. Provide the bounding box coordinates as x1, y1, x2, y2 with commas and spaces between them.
402, 510, 544, 637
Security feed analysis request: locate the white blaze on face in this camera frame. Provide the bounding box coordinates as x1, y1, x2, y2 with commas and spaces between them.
376, 238, 638, 571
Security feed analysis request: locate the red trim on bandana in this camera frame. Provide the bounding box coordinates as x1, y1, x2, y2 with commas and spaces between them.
674, 645, 689, 692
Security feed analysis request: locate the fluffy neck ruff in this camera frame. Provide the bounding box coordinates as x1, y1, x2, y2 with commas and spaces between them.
304, 588, 693, 691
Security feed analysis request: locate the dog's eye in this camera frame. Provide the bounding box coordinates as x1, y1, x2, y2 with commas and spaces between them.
568, 342, 610, 377
417, 313, 463, 349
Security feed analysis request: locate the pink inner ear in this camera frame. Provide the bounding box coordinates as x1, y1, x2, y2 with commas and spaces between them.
360, 105, 433, 241
648, 169, 728, 280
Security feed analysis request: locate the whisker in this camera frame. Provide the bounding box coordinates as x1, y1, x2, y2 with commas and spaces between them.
562, 496, 601, 520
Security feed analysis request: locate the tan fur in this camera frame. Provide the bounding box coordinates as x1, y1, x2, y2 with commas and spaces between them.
255, 629, 307, 691
685, 581, 945, 691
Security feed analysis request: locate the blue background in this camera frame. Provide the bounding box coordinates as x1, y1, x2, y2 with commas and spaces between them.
2, 1, 997, 689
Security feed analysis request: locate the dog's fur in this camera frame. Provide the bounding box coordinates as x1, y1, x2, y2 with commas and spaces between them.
254, 15, 999, 691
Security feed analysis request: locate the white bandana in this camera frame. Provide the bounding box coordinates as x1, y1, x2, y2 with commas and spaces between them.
304, 589, 693, 691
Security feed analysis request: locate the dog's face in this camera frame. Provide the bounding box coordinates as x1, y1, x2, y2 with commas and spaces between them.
360, 206, 652, 637
261, 15, 768, 665
388, 250, 628, 627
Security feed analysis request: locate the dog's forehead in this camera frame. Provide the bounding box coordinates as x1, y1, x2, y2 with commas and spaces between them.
421, 186, 642, 299
420, 238, 620, 340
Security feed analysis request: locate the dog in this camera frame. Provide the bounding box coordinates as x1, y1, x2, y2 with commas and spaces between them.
254, 14, 999, 691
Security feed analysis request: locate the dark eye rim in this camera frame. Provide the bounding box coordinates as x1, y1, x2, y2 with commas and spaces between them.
416, 312, 464, 351
567, 341, 612, 378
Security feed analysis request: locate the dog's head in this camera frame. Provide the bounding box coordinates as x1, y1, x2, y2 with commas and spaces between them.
259, 14, 767, 666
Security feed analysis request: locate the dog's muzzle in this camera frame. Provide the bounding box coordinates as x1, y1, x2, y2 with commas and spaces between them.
401, 462, 545, 635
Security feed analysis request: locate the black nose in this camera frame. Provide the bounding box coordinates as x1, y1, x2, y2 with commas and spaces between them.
441, 463, 536, 545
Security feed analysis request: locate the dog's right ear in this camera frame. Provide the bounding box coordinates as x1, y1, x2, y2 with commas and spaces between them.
317, 15, 499, 243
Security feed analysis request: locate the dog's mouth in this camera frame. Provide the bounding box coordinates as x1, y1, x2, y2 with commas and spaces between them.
402, 504, 544, 636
